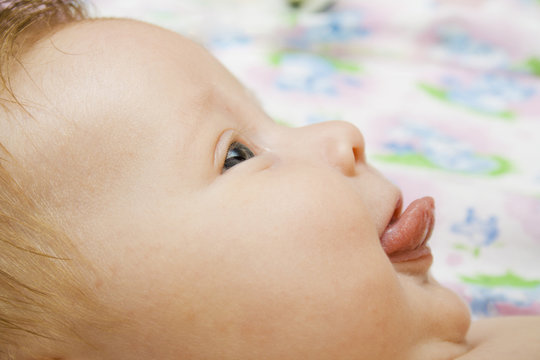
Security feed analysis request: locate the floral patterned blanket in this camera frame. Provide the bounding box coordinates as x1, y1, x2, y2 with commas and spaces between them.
93, 0, 540, 318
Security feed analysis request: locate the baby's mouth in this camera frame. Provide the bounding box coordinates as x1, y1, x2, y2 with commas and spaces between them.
380, 197, 435, 264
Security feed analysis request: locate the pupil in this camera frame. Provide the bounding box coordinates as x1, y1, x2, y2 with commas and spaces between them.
223, 142, 254, 171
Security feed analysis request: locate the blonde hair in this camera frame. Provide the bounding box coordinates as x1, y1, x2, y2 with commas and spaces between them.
0, 1, 112, 358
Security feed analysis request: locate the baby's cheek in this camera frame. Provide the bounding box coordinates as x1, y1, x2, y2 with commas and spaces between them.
362, 272, 418, 356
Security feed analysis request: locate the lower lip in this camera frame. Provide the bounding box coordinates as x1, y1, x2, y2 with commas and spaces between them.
390, 247, 433, 274
388, 245, 432, 263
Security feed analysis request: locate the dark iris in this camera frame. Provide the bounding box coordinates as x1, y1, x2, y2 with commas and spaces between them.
223, 142, 254, 172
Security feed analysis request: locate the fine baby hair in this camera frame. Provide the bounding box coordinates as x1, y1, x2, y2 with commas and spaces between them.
0, 1, 117, 357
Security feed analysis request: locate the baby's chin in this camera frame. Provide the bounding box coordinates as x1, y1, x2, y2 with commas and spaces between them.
404, 270, 472, 347
434, 280, 472, 346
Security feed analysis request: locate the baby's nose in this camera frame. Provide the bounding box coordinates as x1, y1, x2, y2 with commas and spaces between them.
299, 120, 365, 176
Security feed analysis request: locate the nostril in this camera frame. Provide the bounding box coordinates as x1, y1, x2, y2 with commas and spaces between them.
352, 146, 363, 164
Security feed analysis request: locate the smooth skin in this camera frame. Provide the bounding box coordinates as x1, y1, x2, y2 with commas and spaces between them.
6, 19, 538, 360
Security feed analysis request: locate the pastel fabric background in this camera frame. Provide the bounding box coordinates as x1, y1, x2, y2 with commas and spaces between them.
91, 0, 540, 319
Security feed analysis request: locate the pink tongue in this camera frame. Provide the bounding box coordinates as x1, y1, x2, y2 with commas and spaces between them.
380, 197, 434, 256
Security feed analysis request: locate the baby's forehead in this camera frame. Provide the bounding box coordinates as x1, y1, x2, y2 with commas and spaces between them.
6, 19, 243, 213
25, 19, 219, 108
8, 19, 218, 141
48, 19, 207, 68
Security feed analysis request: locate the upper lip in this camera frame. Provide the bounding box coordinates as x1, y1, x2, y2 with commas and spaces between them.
379, 194, 403, 238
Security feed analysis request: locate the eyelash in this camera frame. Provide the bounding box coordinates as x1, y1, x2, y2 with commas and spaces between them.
222, 141, 255, 172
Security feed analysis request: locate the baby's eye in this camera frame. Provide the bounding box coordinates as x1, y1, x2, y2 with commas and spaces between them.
223, 142, 255, 172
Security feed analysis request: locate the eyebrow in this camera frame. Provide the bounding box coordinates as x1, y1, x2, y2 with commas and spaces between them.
190, 81, 274, 137
242, 87, 276, 125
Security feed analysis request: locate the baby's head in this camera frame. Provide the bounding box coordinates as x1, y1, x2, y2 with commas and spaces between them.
0, 1, 471, 359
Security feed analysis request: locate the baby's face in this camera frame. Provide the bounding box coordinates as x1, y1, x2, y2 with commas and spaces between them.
13, 20, 470, 359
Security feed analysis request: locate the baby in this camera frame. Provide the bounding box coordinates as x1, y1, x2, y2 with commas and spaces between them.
0, 1, 538, 359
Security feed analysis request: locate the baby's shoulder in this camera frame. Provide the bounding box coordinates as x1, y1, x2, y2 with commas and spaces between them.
457, 316, 540, 360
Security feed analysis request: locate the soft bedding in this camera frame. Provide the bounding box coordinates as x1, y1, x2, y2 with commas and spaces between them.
92, 0, 540, 319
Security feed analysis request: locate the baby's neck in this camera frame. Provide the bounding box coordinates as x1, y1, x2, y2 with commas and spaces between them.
410, 340, 470, 360
407, 315, 540, 360
456, 316, 540, 360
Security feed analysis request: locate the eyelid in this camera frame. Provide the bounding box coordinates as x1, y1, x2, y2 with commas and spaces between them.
214, 129, 236, 171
